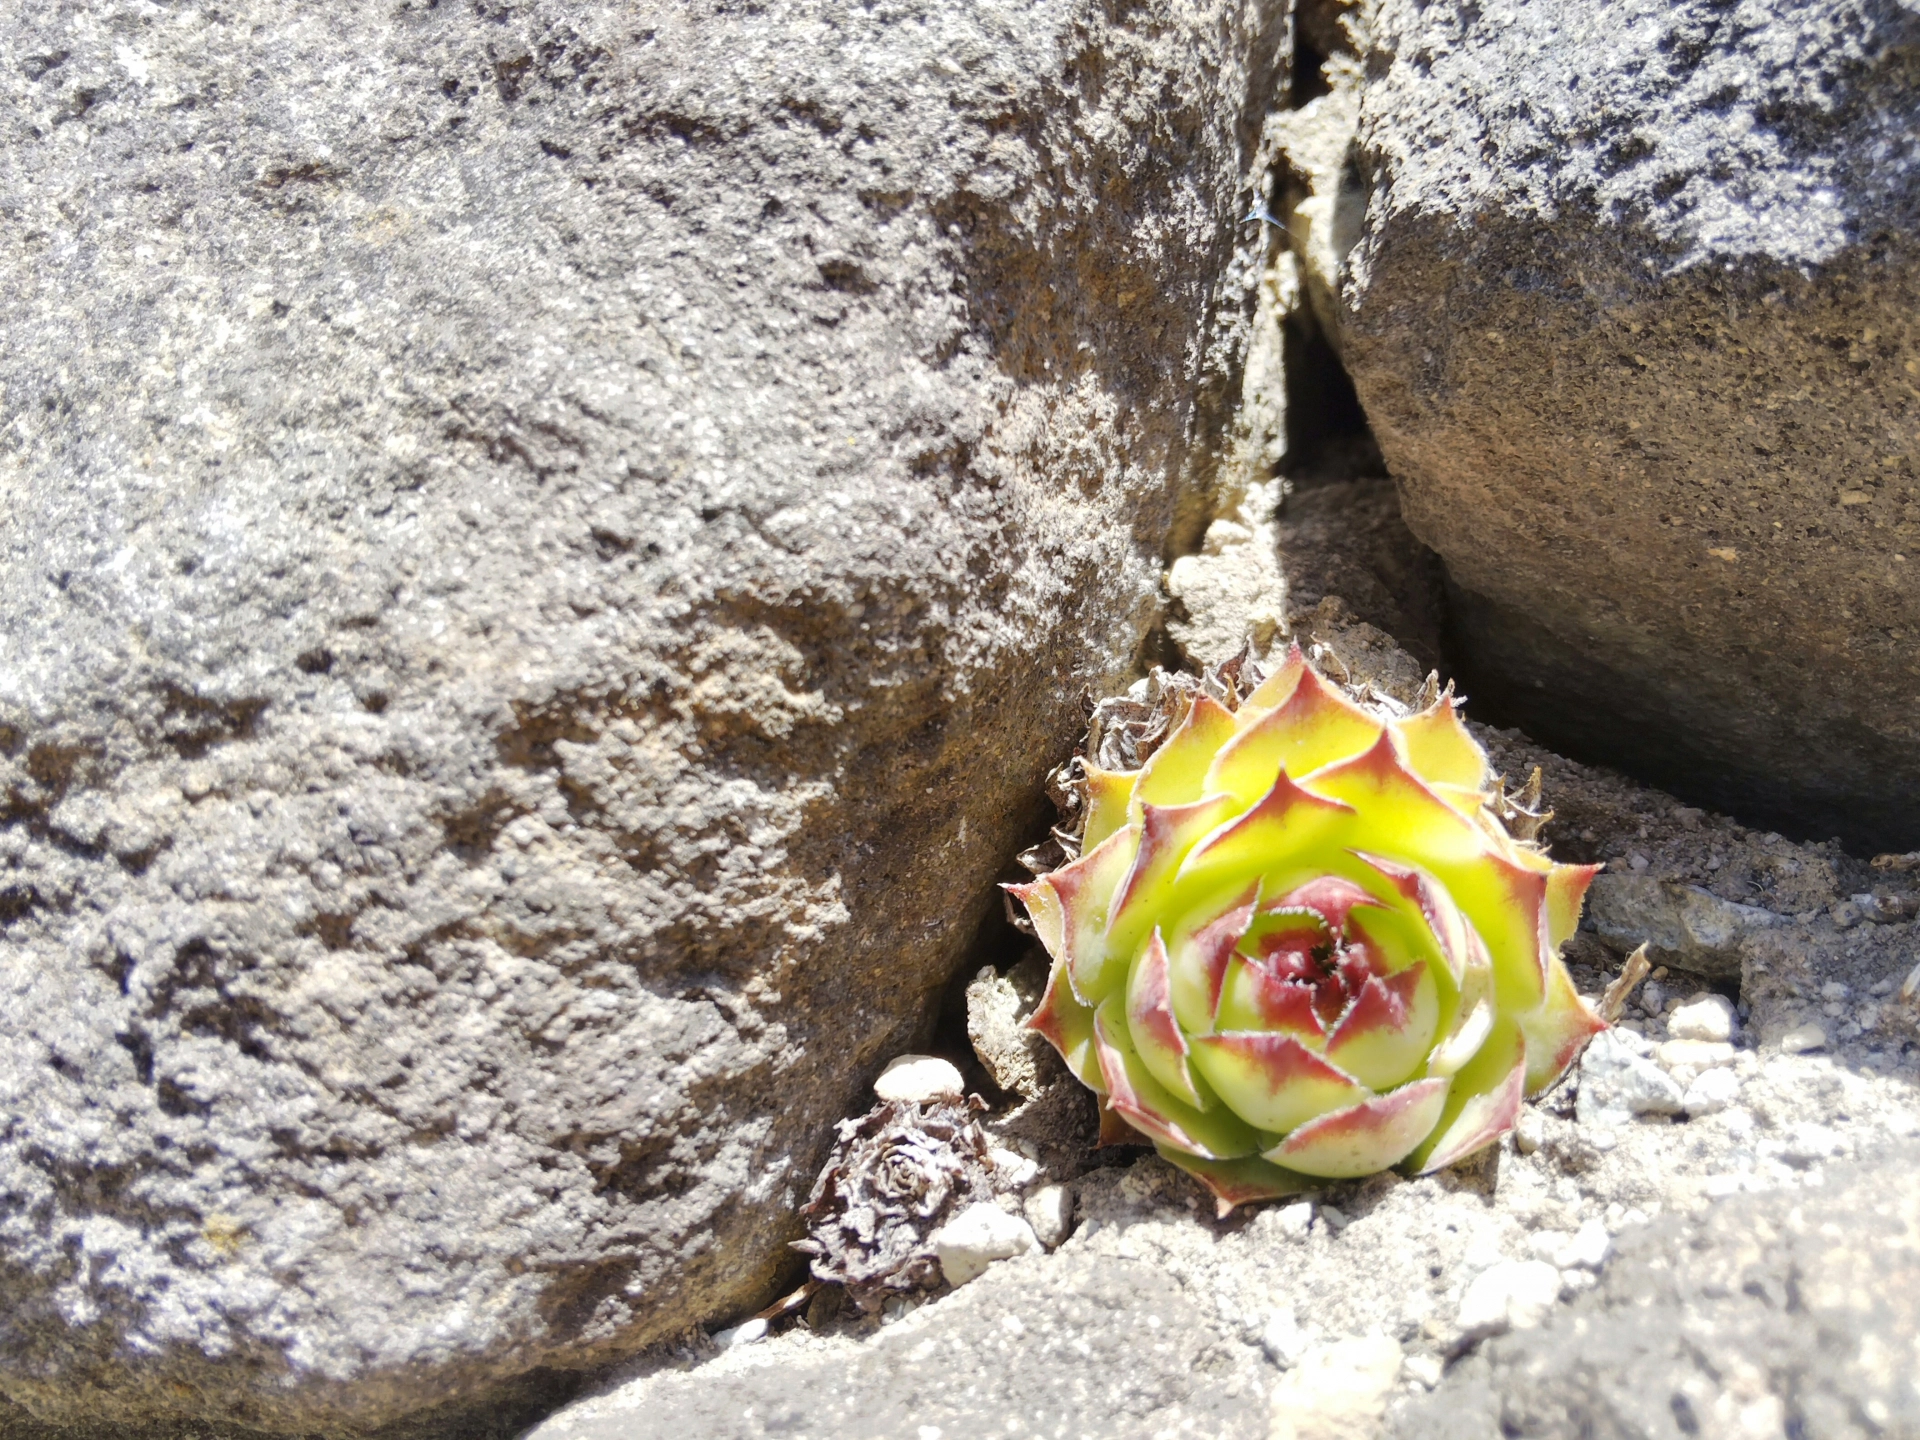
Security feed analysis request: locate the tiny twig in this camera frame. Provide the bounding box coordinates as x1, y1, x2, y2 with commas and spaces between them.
1599, 944, 1653, 1025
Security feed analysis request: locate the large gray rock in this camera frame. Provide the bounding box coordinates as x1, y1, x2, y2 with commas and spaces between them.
0, 1, 1285, 1430
1391, 1142, 1920, 1440
523, 1252, 1272, 1440
1333, 0, 1920, 850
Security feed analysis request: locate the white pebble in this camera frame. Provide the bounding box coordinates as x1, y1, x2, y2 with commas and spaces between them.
1667, 994, 1736, 1042
931, 1202, 1036, 1286
1270, 1335, 1403, 1438
1022, 1183, 1075, 1249
1403, 1352, 1445, 1390
1683, 1067, 1741, 1116
1577, 1029, 1685, 1126
1779, 1023, 1828, 1054
1457, 1260, 1561, 1339
713, 1317, 768, 1349
1901, 962, 1920, 1002
988, 1145, 1038, 1190
1554, 1219, 1612, 1272
1260, 1305, 1310, 1368
1656, 1039, 1736, 1073
1820, 981, 1852, 1002
874, 1054, 964, 1104
1513, 1110, 1546, 1155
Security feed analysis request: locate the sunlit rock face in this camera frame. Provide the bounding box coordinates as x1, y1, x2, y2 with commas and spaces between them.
1335, 0, 1920, 850
0, 0, 1286, 1429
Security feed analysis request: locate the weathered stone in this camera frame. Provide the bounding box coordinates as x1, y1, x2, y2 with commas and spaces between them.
1334, 0, 1920, 850
522, 1253, 1272, 1440
0, 0, 1287, 1430
1391, 1144, 1920, 1440
1585, 874, 1777, 978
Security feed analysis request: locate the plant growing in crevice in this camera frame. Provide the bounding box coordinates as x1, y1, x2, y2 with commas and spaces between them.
1007, 644, 1604, 1213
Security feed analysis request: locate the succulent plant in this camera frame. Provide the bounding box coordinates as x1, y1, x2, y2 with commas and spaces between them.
1007, 646, 1604, 1213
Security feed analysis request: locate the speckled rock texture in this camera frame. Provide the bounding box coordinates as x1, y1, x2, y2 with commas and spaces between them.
0, 0, 1286, 1430
1391, 1143, 1920, 1440
1335, 0, 1920, 850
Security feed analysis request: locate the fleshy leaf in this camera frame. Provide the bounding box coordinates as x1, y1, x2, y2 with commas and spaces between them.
1205, 663, 1383, 804
1040, 826, 1143, 1006
1154, 1143, 1317, 1218
1127, 930, 1203, 1107
1264, 874, 1381, 936
1131, 694, 1239, 818
1165, 885, 1259, 1036
1026, 956, 1104, 1088
1177, 771, 1354, 898
1546, 863, 1602, 954
1266, 1077, 1450, 1179
1215, 957, 1327, 1039
1107, 794, 1241, 970
1238, 643, 1306, 716
1325, 965, 1439, 1092
1094, 1001, 1261, 1160
1518, 958, 1607, 1094
1314, 737, 1551, 1014
1099, 1102, 1143, 1148
1188, 1030, 1368, 1135
1395, 696, 1488, 794
1406, 1014, 1526, 1174
1081, 767, 1139, 853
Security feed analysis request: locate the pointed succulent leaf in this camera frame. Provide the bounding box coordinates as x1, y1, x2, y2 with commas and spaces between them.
1041, 826, 1144, 1006
1517, 954, 1607, 1094
1107, 793, 1241, 967
1395, 696, 1488, 794
1153, 1143, 1317, 1217
1127, 929, 1203, 1107
1164, 884, 1260, 1036
1265, 1077, 1451, 1179
1205, 662, 1383, 804
1188, 1030, 1369, 1135
1025, 955, 1103, 1088
1132, 694, 1240, 818
1324, 965, 1440, 1092
1093, 1001, 1261, 1160
1406, 1014, 1527, 1174
1081, 766, 1139, 852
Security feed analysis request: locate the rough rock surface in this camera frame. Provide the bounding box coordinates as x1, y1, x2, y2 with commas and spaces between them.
0, 0, 1286, 1429
1391, 1144, 1920, 1440
525, 580, 1920, 1440
1335, 0, 1920, 850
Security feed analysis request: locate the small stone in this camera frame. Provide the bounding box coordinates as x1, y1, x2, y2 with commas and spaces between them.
1667, 994, 1736, 1042
1317, 1205, 1349, 1233
712, 1317, 769, 1349
1655, 1039, 1736, 1073
987, 1145, 1038, 1190
1513, 1110, 1546, 1155
1819, 981, 1852, 1002
1683, 1067, 1741, 1116
1457, 1260, 1561, 1340
1553, 1218, 1611, 1272
1577, 1029, 1685, 1126
1901, 962, 1920, 1002
1871, 977, 1896, 998
873, 1054, 965, 1104
1629, 852, 1650, 872
931, 1201, 1036, 1286
1831, 901, 1862, 930
1269, 1335, 1403, 1440
1558, 1268, 1599, 1297
1640, 981, 1666, 1014
1259, 1306, 1309, 1368
1780, 1023, 1828, 1054
1022, 1183, 1075, 1249
1272, 1201, 1315, 1241
1403, 1352, 1445, 1390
